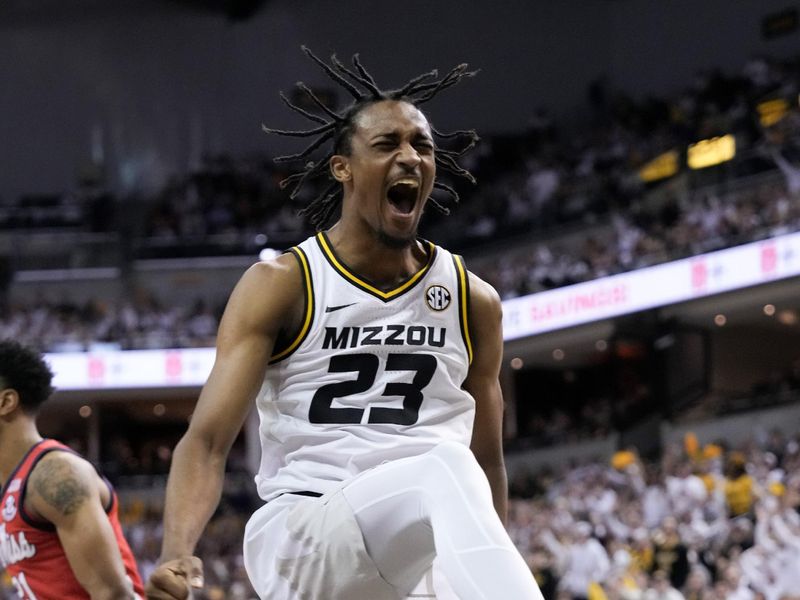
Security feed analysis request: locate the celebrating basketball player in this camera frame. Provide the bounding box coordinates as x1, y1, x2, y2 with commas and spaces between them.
146, 48, 543, 600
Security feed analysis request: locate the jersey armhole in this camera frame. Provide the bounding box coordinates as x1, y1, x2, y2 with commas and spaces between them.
269, 246, 315, 364
452, 254, 473, 365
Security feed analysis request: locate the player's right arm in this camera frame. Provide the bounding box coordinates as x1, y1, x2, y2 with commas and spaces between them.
146, 254, 303, 600
27, 452, 138, 600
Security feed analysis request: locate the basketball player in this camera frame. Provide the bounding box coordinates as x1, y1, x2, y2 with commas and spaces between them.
0, 339, 145, 599
146, 48, 543, 600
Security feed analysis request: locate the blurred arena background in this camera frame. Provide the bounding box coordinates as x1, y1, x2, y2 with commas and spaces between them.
2, 0, 800, 598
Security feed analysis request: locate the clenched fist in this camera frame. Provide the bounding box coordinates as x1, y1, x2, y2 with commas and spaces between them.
145, 556, 204, 599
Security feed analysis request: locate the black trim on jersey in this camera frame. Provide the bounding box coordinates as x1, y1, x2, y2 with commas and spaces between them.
315, 232, 437, 302
285, 491, 323, 499
269, 246, 315, 364
453, 254, 474, 364
269, 490, 323, 504
18, 443, 115, 532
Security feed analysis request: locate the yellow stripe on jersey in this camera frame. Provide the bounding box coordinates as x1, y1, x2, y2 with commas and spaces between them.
453, 255, 473, 364
316, 232, 435, 301
270, 247, 314, 363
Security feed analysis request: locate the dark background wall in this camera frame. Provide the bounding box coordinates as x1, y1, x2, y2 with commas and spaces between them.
1, 0, 797, 201
608, 0, 800, 96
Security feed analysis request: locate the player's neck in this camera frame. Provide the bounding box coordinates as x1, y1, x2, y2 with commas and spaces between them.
0, 420, 43, 485
325, 223, 427, 290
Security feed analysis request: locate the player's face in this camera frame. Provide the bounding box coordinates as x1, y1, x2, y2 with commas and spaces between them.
336, 100, 435, 248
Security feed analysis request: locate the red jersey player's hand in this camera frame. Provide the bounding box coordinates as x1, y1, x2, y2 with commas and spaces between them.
145, 556, 204, 600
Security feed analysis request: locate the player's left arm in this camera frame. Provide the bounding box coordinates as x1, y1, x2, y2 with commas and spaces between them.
463, 271, 509, 524
27, 452, 138, 600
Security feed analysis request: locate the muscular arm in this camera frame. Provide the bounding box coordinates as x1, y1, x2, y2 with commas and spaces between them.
463, 272, 509, 524
148, 255, 302, 599
28, 452, 136, 600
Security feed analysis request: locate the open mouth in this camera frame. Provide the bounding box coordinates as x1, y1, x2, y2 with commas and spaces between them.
386, 178, 419, 215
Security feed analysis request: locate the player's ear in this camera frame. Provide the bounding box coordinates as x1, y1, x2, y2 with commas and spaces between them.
330, 155, 352, 182
0, 388, 20, 417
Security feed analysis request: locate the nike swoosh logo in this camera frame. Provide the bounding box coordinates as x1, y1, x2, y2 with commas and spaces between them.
325, 303, 357, 313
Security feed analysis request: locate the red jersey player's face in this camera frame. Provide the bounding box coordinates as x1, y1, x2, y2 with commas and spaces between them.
334, 100, 436, 248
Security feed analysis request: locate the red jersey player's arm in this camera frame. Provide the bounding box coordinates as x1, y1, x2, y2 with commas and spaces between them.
463, 271, 509, 525
26, 452, 138, 600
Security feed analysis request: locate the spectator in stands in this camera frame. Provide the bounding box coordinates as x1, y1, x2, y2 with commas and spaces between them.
681, 567, 711, 600
543, 520, 611, 599
651, 517, 690, 590
724, 452, 756, 518
644, 569, 685, 600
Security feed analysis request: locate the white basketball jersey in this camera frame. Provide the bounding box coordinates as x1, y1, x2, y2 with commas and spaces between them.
254, 232, 475, 501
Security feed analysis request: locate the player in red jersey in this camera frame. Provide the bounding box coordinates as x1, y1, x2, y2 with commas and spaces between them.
0, 339, 144, 599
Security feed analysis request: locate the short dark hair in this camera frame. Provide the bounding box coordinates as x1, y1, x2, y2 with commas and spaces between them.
0, 340, 54, 414
263, 46, 480, 229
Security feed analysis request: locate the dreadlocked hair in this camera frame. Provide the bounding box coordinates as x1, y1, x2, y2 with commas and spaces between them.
262, 46, 480, 230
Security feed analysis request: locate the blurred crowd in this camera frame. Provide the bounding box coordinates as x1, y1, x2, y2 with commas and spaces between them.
0, 292, 222, 353
513, 363, 800, 451
477, 176, 800, 300
508, 427, 800, 600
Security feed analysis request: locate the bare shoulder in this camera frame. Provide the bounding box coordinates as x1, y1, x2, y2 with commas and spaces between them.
221, 252, 306, 333
28, 451, 96, 518
237, 252, 304, 300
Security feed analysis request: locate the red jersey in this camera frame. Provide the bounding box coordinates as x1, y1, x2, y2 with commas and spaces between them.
0, 439, 144, 599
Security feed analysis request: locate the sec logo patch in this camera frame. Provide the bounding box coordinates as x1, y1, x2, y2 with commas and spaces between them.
426, 285, 451, 311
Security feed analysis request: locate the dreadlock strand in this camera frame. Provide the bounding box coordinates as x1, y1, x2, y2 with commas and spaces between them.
278, 91, 328, 125
299, 182, 340, 228
277, 171, 307, 190
262, 121, 336, 138
413, 73, 471, 104
433, 127, 479, 158
433, 180, 461, 205
457, 136, 479, 156
296, 82, 343, 121
352, 54, 379, 86
393, 69, 439, 98
299, 46, 364, 100
281, 160, 327, 195
351, 54, 383, 98
437, 144, 475, 159
408, 64, 466, 92
410, 65, 479, 104
427, 195, 451, 216
316, 187, 343, 226
432, 127, 479, 140
435, 154, 477, 184
327, 54, 370, 99
330, 55, 382, 98
287, 159, 332, 200
273, 130, 336, 163
436, 137, 479, 158
297, 202, 323, 227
